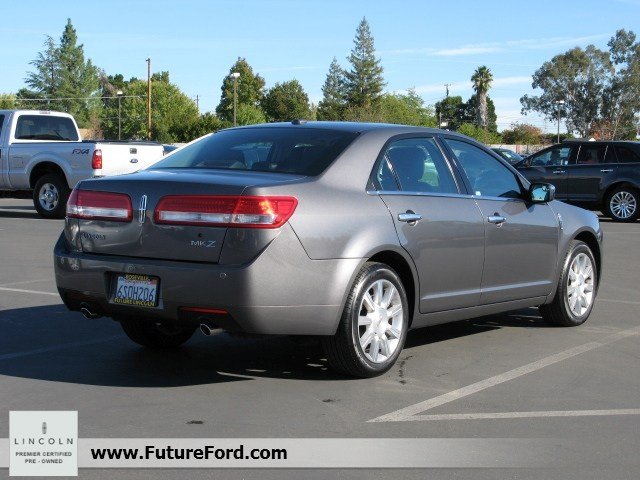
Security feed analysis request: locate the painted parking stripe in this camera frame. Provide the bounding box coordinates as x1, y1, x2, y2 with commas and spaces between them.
0, 287, 58, 297
0, 279, 51, 288
389, 409, 640, 421
369, 325, 640, 423
0, 336, 121, 362
598, 298, 640, 306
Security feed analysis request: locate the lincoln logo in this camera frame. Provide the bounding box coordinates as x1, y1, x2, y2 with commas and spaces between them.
139, 195, 148, 224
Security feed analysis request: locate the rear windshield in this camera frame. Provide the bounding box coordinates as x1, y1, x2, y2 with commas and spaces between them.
150, 127, 359, 176
15, 115, 79, 141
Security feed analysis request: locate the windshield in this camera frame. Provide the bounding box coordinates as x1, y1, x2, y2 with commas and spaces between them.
151, 127, 359, 176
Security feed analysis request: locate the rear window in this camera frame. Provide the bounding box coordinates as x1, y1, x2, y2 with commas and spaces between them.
150, 127, 359, 176
15, 114, 79, 141
0, 114, 4, 138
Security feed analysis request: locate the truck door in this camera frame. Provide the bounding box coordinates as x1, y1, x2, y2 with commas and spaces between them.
0, 114, 7, 187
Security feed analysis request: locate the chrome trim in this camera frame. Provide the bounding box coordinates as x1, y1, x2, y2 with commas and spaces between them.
487, 215, 507, 225
138, 194, 148, 224
398, 212, 423, 223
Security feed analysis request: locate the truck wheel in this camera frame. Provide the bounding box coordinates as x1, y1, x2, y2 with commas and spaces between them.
539, 240, 598, 327
604, 186, 639, 222
119, 317, 196, 348
33, 174, 70, 219
321, 262, 409, 378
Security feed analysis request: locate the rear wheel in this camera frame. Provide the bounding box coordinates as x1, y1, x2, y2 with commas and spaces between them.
540, 240, 597, 327
322, 262, 409, 378
604, 186, 639, 222
119, 317, 196, 348
33, 174, 70, 219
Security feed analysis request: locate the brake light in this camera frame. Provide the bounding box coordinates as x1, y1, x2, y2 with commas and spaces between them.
154, 195, 298, 228
92, 149, 102, 169
66, 189, 133, 222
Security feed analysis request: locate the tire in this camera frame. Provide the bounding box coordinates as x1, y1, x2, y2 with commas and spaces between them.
33, 174, 70, 219
119, 317, 196, 348
604, 186, 639, 222
322, 262, 409, 378
540, 240, 598, 327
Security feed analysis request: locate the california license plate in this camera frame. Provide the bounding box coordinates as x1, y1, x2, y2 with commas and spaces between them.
112, 274, 159, 307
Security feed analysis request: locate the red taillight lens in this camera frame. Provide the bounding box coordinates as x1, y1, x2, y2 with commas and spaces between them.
92, 149, 102, 169
154, 195, 298, 228
66, 189, 133, 222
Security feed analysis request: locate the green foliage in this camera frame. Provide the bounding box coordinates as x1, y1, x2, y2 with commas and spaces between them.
435, 96, 466, 130
236, 104, 266, 126
470, 66, 493, 129
344, 18, 385, 109
317, 58, 347, 120
100, 72, 199, 142
501, 123, 543, 145
378, 90, 436, 126
0, 94, 17, 109
262, 80, 312, 121
18, 19, 101, 128
180, 113, 229, 141
215, 58, 265, 122
464, 94, 497, 132
521, 31, 640, 139
457, 123, 501, 145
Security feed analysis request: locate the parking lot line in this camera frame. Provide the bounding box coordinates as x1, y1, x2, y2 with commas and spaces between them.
0, 287, 58, 297
598, 298, 640, 306
0, 279, 50, 288
369, 325, 640, 423
387, 409, 640, 421
0, 336, 121, 362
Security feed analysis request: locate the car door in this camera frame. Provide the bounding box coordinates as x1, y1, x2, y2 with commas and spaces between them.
372, 136, 485, 314
518, 145, 574, 200
567, 143, 618, 204
442, 137, 559, 305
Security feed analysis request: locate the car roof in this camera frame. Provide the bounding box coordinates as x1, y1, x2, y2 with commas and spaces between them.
227, 120, 448, 135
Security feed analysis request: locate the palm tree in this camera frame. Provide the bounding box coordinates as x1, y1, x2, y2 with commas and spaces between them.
471, 66, 493, 129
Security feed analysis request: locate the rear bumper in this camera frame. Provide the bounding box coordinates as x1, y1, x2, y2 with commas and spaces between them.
53, 225, 361, 335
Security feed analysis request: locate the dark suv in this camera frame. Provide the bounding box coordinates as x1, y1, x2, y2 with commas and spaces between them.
517, 140, 640, 222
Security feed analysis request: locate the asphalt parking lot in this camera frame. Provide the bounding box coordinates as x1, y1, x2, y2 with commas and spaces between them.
1, 198, 639, 479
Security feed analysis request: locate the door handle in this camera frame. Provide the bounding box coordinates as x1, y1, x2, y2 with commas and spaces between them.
398, 212, 422, 223
600, 169, 613, 173
488, 214, 506, 225
552, 170, 566, 174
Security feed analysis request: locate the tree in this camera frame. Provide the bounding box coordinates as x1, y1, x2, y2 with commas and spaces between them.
501, 123, 543, 145
344, 18, 385, 109
457, 123, 501, 144
18, 19, 101, 128
464, 93, 498, 132
262, 80, 312, 121
0, 94, 17, 109
317, 58, 347, 120
180, 113, 229, 141
435, 95, 466, 130
378, 90, 436, 126
100, 71, 199, 142
471, 66, 493, 129
519, 31, 640, 140
215, 58, 265, 122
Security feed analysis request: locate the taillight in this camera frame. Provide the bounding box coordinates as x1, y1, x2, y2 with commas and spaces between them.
92, 149, 103, 169
154, 195, 298, 228
66, 189, 133, 222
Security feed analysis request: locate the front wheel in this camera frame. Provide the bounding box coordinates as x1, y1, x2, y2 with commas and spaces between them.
540, 240, 598, 327
604, 187, 639, 222
33, 174, 70, 219
119, 317, 196, 348
322, 262, 409, 378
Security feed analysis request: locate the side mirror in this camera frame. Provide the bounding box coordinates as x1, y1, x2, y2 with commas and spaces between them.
529, 183, 555, 203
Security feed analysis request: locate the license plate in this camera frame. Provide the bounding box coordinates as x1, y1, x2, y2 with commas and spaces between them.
112, 274, 159, 307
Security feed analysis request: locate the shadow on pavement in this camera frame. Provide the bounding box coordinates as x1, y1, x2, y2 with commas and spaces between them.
0, 304, 550, 387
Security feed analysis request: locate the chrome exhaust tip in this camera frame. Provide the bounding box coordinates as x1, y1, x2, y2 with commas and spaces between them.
199, 323, 216, 336
79, 303, 101, 319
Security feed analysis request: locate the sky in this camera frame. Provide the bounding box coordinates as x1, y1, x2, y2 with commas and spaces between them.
2, 0, 639, 133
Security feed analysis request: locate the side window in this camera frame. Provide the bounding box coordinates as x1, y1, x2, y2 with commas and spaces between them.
382, 137, 458, 194
374, 157, 400, 191
0, 114, 4, 138
576, 145, 609, 164
444, 138, 522, 199
530, 146, 571, 166
615, 146, 640, 164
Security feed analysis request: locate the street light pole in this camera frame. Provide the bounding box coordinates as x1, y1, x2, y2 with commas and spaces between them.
116, 90, 123, 140
230, 72, 240, 126
555, 99, 565, 144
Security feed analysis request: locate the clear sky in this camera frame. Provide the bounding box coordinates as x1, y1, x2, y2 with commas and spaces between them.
2, 0, 639, 132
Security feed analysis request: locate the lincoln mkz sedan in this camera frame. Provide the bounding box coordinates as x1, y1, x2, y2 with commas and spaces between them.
54, 122, 603, 377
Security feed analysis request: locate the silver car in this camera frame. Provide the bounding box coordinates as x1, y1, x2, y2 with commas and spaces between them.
54, 122, 602, 377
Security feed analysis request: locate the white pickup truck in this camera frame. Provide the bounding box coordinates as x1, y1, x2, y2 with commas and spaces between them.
0, 110, 163, 218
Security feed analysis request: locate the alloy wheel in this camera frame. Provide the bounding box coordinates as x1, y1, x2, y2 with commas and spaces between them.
566, 252, 594, 317
38, 183, 59, 212
609, 191, 637, 220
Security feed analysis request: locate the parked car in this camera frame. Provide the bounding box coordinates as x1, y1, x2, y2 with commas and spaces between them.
491, 147, 524, 165
0, 110, 164, 218
54, 123, 602, 377
517, 140, 640, 222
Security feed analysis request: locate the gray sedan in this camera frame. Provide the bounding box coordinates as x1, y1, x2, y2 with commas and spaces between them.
54, 122, 602, 377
